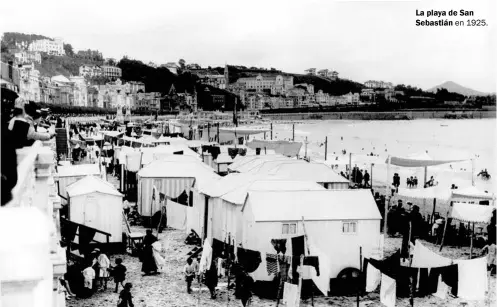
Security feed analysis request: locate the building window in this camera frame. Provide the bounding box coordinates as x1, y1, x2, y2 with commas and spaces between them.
282, 223, 297, 235
342, 221, 357, 234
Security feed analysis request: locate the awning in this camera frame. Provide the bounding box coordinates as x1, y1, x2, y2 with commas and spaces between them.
451, 202, 495, 223
451, 186, 495, 201
396, 186, 452, 201
386, 152, 466, 168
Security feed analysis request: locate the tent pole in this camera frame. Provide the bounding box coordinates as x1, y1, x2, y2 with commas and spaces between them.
371, 163, 374, 189
471, 159, 475, 186
297, 255, 304, 307
292, 124, 295, 141
357, 246, 362, 307
348, 153, 353, 187
470, 222, 475, 259
324, 136, 328, 161
431, 198, 437, 225
384, 156, 391, 236
439, 201, 452, 252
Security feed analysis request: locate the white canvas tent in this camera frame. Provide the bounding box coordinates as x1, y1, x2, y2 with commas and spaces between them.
66, 176, 123, 243
451, 186, 495, 203
258, 162, 350, 189
56, 164, 102, 205
450, 202, 495, 224
228, 155, 294, 173
137, 160, 220, 216
196, 173, 326, 243
385, 152, 470, 234
241, 189, 382, 281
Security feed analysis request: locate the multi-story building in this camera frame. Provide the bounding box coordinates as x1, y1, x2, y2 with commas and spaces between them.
126, 81, 146, 94
79, 65, 103, 78
18, 63, 41, 102
14, 51, 42, 64
198, 73, 227, 89
1, 61, 21, 93
236, 74, 294, 95
135, 92, 161, 111
295, 83, 314, 94
305, 68, 316, 75
317, 69, 339, 80
342, 92, 360, 105
163, 62, 179, 74
364, 80, 394, 89
101, 65, 122, 80
28, 38, 65, 56
39, 77, 58, 104
69, 76, 88, 107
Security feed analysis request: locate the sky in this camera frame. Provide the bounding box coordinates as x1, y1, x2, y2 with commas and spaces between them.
1, 0, 496, 92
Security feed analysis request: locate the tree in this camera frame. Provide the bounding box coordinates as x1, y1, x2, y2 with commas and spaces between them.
107, 58, 116, 66
63, 44, 74, 56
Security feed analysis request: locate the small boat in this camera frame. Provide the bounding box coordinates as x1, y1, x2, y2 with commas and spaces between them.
440, 124, 449, 127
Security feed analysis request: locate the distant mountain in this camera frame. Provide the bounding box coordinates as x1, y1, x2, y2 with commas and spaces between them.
427, 81, 487, 96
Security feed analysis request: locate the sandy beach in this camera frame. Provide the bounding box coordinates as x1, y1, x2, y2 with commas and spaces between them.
67, 225, 495, 307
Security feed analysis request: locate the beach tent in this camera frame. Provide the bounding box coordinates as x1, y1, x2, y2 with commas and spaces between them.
249, 161, 350, 189
384, 152, 469, 234
396, 185, 452, 201
228, 155, 293, 173
137, 160, 220, 217
241, 189, 382, 283
451, 186, 495, 203
56, 164, 102, 205
450, 202, 495, 224
197, 172, 326, 244
246, 139, 302, 157
66, 176, 123, 243
140, 145, 199, 165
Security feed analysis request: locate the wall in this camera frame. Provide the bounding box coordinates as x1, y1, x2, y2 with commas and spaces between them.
69, 192, 122, 243
209, 198, 243, 244
243, 212, 381, 279
137, 177, 195, 216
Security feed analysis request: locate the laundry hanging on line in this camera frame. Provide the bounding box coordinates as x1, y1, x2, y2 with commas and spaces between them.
237, 247, 262, 273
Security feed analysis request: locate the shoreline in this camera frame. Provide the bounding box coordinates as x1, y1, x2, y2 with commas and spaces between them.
261, 109, 496, 121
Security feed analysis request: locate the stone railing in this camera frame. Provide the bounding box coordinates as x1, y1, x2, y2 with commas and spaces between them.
0, 140, 66, 307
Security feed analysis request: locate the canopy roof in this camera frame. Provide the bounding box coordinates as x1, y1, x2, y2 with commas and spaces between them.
451, 202, 495, 224
261, 162, 350, 184
244, 189, 382, 222
219, 126, 269, 136
451, 186, 495, 201
387, 152, 466, 168
396, 186, 452, 201
67, 176, 123, 197
228, 155, 293, 173
200, 172, 324, 205
57, 164, 101, 178
138, 160, 220, 189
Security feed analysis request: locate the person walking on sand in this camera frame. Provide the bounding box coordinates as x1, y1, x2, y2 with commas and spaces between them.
364, 170, 370, 188
111, 258, 127, 293
117, 283, 134, 307
141, 229, 159, 275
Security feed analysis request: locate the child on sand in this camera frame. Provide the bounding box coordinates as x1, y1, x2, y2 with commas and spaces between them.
111, 258, 127, 293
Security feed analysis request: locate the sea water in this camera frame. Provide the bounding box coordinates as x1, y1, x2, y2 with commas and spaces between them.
264, 118, 495, 194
